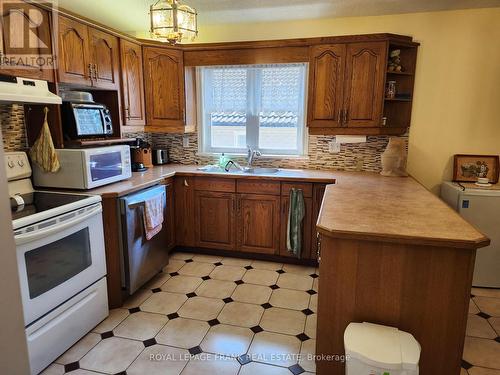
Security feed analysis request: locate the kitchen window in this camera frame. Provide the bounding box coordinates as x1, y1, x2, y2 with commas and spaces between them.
198, 63, 308, 156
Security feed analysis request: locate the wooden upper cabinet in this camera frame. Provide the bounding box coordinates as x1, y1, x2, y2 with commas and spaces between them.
143, 46, 186, 131
238, 194, 281, 255
120, 39, 145, 126
195, 191, 236, 250
57, 16, 91, 85
343, 42, 387, 127
307, 44, 346, 128
88, 27, 120, 89
0, 2, 54, 81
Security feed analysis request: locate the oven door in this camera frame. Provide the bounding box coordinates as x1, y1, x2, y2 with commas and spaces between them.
84, 146, 132, 189
14, 203, 106, 326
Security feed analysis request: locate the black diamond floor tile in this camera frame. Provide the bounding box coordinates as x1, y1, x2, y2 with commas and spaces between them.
301, 308, 314, 316
270, 284, 280, 290
235, 280, 244, 285
114, 372, 127, 375
461, 359, 473, 370
251, 325, 264, 333
276, 269, 285, 274
186, 292, 197, 298
214, 262, 223, 266
202, 275, 211, 281
288, 363, 305, 375
185, 259, 194, 263
152, 288, 161, 293
223, 297, 234, 303
296, 333, 310, 342
189, 346, 203, 355
306, 289, 317, 295
261, 303, 273, 309
477, 311, 492, 319
310, 273, 319, 279
64, 361, 80, 372
100, 331, 114, 339
167, 312, 179, 320
495, 336, 500, 344
237, 354, 252, 365
169, 272, 179, 277
128, 307, 141, 314
143, 338, 157, 347
208, 319, 220, 326
244, 265, 253, 270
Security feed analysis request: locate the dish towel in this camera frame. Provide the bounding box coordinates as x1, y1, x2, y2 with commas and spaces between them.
29, 107, 60, 173
143, 193, 165, 240
287, 188, 306, 258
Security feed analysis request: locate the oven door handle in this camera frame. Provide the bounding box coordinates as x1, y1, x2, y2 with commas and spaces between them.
15, 204, 103, 246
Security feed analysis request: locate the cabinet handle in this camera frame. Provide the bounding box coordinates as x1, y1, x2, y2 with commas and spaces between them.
125, 107, 130, 119
88, 63, 94, 84
94, 64, 99, 81
338, 109, 343, 126
183, 179, 189, 187
343, 109, 348, 127
316, 233, 322, 262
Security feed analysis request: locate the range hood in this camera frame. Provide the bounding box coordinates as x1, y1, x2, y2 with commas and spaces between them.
0, 75, 62, 105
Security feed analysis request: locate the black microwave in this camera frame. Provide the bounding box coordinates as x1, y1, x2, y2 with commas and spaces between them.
62, 101, 113, 139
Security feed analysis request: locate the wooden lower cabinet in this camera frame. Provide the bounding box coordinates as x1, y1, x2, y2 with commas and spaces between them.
195, 191, 237, 250
174, 176, 196, 247
238, 194, 281, 254
310, 184, 327, 260
279, 196, 313, 258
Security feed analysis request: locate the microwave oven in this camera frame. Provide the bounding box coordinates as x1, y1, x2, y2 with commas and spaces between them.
33, 146, 132, 190
61, 101, 113, 139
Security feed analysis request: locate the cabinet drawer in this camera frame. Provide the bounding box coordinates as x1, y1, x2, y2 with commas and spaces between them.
281, 182, 313, 198
237, 180, 280, 195
195, 177, 236, 192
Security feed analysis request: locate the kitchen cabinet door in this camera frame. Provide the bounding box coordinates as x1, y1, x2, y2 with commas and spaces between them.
0, 2, 54, 81
174, 176, 196, 247
88, 27, 120, 90
343, 42, 387, 128
57, 16, 91, 85
279, 196, 313, 259
143, 46, 186, 131
120, 39, 146, 126
307, 44, 346, 128
238, 194, 281, 255
195, 191, 237, 250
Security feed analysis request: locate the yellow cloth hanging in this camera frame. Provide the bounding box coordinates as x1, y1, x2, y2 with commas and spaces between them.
29, 107, 60, 173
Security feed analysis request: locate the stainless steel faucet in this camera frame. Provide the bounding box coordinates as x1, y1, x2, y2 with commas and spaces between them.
246, 146, 262, 168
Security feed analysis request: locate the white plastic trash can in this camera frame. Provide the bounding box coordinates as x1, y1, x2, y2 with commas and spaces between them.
344, 322, 420, 375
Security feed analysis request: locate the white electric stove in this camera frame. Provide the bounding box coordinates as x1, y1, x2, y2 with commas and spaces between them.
6, 152, 109, 375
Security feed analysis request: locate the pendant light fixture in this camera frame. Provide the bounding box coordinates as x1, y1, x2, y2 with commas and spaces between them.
150, 0, 198, 44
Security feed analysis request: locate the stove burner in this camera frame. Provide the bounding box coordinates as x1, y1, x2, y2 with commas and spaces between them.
10, 192, 90, 221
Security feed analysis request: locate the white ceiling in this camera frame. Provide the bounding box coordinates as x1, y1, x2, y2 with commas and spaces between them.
56, 0, 500, 35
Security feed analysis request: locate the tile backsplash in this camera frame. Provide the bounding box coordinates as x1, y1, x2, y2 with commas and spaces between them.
0, 104, 27, 152
1, 105, 406, 172
126, 131, 406, 172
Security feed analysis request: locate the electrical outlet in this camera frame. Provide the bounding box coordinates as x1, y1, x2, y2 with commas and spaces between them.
182, 135, 190, 148
328, 142, 341, 153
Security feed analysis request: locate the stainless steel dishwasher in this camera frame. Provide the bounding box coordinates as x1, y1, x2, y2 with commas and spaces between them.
119, 184, 169, 294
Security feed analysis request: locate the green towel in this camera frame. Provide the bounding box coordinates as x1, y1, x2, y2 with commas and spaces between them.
287, 188, 306, 258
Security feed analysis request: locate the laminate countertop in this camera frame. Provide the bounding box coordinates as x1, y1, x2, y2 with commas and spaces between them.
83, 164, 337, 198
316, 172, 490, 249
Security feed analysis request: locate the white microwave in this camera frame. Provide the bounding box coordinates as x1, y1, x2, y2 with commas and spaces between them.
33, 145, 132, 189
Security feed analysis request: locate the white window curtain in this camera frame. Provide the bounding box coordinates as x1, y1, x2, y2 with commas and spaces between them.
199, 63, 308, 156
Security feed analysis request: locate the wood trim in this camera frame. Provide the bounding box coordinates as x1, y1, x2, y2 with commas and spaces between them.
183, 46, 309, 66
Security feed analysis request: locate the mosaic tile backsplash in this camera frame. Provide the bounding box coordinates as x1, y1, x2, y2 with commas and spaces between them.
126, 132, 407, 172
1, 104, 406, 172
0, 104, 27, 152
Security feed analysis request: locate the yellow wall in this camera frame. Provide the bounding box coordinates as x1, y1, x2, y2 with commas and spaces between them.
192, 8, 500, 193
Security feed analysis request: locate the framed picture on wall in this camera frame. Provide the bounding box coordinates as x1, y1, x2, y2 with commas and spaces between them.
453, 154, 500, 183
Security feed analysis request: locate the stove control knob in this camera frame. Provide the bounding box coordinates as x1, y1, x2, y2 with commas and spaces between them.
18, 160, 25, 167
8, 160, 15, 168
